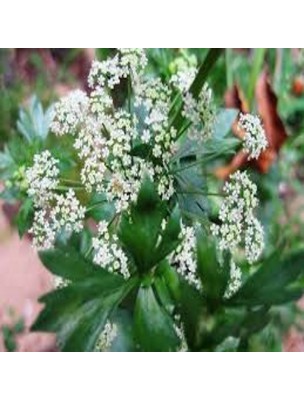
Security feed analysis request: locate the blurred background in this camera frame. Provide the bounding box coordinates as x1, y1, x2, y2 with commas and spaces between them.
1, 48, 304, 351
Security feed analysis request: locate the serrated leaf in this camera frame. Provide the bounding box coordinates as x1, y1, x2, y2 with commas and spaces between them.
39, 244, 123, 283
15, 198, 34, 238
32, 276, 137, 352
228, 251, 304, 307
134, 285, 179, 351
196, 232, 230, 307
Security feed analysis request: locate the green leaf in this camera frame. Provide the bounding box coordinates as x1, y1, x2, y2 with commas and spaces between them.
228, 251, 304, 307
15, 198, 34, 238
197, 306, 270, 351
213, 108, 239, 140
154, 206, 182, 264
179, 279, 204, 350
108, 309, 136, 352
130, 143, 151, 159
172, 49, 223, 133
134, 285, 179, 351
118, 177, 165, 272
39, 244, 122, 283
196, 233, 230, 307
175, 166, 209, 221
32, 276, 137, 351
17, 95, 53, 142
2, 326, 17, 352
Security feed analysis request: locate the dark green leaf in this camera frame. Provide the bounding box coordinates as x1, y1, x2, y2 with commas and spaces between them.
15, 198, 34, 238
228, 251, 304, 307
196, 233, 230, 307
134, 285, 179, 351
33, 276, 137, 351
39, 244, 123, 282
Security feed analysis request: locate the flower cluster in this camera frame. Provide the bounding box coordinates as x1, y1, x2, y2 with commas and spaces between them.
29, 189, 85, 250
25, 150, 59, 207
50, 90, 89, 136
170, 66, 197, 93
171, 223, 201, 290
94, 320, 118, 352
92, 220, 130, 279
181, 83, 216, 141
238, 113, 268, 160
173, 314, 188, 352
210, 170, 264, 264
88, 48, 147, 91
224, 260, 242, 299
49, 49, 186, 209
26, 150, 85, 250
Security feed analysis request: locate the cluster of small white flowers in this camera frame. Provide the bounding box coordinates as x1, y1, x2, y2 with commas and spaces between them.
238, 113, 268, 160
51, 189, 86, 233
173, 314, 188, 352
92, 220, 130, 279
50, 90, 89, 136
25, 149, 86, 249
94, 320, 118, 352
135, 79, 177, 200
88, 48, 147, 91
25, 150, 59, 207
29, 209, 57, 249
170, 66, 197, 93
224, 260, 242, 299
210, 171, 264, 264
244, 215, 265, 264
28, 189, 85, 250
182, 83, 216, 141
171, 223, 201, 290
49, 49, 184, 209
53, 276, 70, 289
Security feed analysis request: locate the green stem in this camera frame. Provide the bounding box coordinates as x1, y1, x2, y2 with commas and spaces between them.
177, 190, 224, 197
247, 48, 266, 108
61, 178, 83, 185
225, 48, 233, 89
57, 186, 83, 191
86, 200, 107, 213
171, 49, 223, 133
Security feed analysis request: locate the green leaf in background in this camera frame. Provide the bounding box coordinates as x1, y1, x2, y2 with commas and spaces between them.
213, 108, 239, 140
32, 275, 137, 351
39, 244, 123, 283
15, 198, 34, 237
172, 49, 223, 134
228, 251, 304, 307
175, 165, 209, 221
134, 284, 179, 351
196, 233, 230, 307
179, 279, 204, 351
17, 95, 53, 142
118, 176, 166, 272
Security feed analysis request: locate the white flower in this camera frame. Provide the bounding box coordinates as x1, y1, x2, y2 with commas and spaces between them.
211, 170, 264, 264
170, 66, 197, 93
182, 83, 216, 141
88, 49, 147, 92
95, 321, 118, 352
51, 189, 86, 234
171, 223, 201, 290
92, 221, 130, 279
29, 209, 57, 250
53, 276, 70, 289
26, 150, 59, 207
224, 260, 242, 299
50, 90, 89, 136
142, 129, 151, 143
29, 189, 85, 250
238, 113, 268, 160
